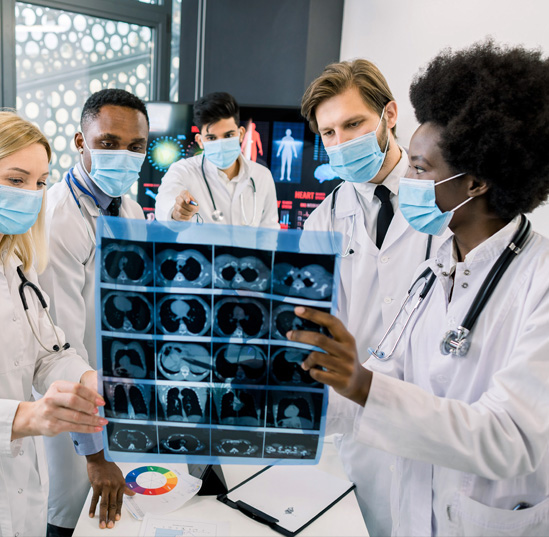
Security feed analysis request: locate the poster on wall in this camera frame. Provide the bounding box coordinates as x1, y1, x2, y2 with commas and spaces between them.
96, 217, 340, 465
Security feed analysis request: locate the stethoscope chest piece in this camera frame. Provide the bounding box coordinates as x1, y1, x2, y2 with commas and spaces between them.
440, 328, 470, 357
212, 209, 225, 222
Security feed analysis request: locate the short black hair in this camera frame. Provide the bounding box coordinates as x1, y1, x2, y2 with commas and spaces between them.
409, 40, 549, 219
81, 88, 149, 128
193, 92, 240, 130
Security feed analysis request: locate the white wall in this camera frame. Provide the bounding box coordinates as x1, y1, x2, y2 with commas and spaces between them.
340, 0, 549, 236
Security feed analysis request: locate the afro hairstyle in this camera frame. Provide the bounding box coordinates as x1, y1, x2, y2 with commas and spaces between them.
409, 40, 549, 219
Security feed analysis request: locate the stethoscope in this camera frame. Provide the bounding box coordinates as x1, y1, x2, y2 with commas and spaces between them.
65, 167, 103, 245
330, 182, 433, 259
17, 266, 70, 353
200, 156, 257, 225
368, 214, 532, 360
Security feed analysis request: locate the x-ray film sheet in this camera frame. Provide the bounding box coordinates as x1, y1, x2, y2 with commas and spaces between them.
96, 217, 341, 465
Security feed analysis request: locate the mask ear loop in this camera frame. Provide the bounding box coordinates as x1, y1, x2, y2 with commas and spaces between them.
433, 172, 472, 213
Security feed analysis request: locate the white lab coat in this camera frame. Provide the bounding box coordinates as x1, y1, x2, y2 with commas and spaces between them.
329, 218, 549, 536
155, 154, 280, 228
38, 172, 144, 528
0, 253, 91, 537
304, 152, 447, 536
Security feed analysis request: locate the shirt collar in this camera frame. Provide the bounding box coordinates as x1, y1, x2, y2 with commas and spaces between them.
75, 162, 114, 212
433, 216, 523, 274
352, 146, 407, 202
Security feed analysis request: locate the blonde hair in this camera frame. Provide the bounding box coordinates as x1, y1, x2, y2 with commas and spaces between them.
0, 111, 51, 272
301, 59, 396, 136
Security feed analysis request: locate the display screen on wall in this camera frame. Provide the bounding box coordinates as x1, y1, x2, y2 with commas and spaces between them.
138, 102, 341, 228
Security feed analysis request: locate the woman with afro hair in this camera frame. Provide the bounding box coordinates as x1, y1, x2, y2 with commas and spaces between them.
288, 40, 549, 536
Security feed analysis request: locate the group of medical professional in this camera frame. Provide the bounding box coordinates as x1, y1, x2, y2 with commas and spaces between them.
0, 37, 548, 537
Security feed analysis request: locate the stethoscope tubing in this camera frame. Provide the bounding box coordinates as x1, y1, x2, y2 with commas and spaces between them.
17, 266, 70, 353
200, 155, 257, 225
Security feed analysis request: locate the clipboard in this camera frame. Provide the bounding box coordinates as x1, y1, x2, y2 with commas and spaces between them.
217, 465, 356, 536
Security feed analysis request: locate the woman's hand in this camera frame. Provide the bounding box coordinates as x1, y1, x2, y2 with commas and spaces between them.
11, 380, 106, 441
286, 306, 373, 406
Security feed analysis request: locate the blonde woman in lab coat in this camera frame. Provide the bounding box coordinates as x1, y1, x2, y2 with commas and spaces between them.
0, 112, 105, 537
288, 41, 549, 536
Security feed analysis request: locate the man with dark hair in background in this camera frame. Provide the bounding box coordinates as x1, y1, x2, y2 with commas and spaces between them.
39, 88, 149, 536
155, 91, 279, 228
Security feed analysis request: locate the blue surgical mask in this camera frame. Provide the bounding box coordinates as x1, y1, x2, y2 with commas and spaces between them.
0, 184, 43, 235
82, 134, 145, 197
399, 174, 471, 236
202, 136, 241, 169
325, 109, 388, 183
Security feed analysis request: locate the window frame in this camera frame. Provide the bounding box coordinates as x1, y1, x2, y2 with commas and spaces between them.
0, 0, 172, 108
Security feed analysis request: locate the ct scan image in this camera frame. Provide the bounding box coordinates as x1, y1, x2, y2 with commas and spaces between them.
101, 239, 153, 287
272, 251, 334, 302
213, 297, 270, 339
211, 428, 264, 458
157, 385, 210, 424
212, 387, 265, 427
271, 301, 331, 340
213, 246, 272, 292
102, 337, 155, 380
97, 226, 336, 464
103, 381, 155, 420
156, 293, 212, 336
107, 422, 158, 454
213, 343, 268, 384
264, 432, 319, 460
266, 390, 323, 430
157, 342, 212, 382
101, 290, 154, 334
269, 346, 320, 387
154, 242, 213, 288
158, 425, 210, 456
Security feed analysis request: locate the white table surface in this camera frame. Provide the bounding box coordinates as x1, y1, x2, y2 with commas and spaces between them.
73, 438, 368, 536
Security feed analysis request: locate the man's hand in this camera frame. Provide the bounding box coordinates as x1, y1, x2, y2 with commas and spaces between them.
11, 380, 106, 441
87, 450, 135, 529
172, 190, 199, 221
286, 306, 373, 406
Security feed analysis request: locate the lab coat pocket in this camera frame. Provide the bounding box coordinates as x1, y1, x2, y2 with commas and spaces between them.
447, 492, 549, 536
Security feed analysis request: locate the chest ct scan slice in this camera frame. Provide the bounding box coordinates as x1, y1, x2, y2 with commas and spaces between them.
155, 248, 212, 288
272, 262, 333, 300
112, 428, 155, 452
101, 242, 153, 286
102, 292, 154, 333
157, 294, 211, 336
213, 297, 269, 338
213, 254, 271, 292
214, 438, 259, 456
214, 344, 267, 383
272, 391, 315, 430
104, 382, 152, 420
160, 432, 205, 454
213, 387, 263, 427
157, 342, 211, 381
110, 340, 148, 378
270, 347, 319, 386
271, 303, 328, 340
158, 385, 208, 423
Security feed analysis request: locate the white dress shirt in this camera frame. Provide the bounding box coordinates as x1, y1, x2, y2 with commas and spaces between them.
155, 154, 280, 228
329, 218, 549, 536
0, 253, 91, 537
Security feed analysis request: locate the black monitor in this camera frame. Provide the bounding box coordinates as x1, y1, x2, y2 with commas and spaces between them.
139, 102, 341, 228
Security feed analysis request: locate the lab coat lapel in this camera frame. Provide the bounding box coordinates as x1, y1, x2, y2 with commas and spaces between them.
379, 208, 409, 252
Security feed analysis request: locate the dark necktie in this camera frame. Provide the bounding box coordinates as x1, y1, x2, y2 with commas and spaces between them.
107, 197, 122, 217
374, 184, 394, 249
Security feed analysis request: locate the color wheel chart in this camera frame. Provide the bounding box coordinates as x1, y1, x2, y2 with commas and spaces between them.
126, 466, 178, 495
